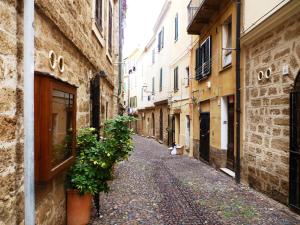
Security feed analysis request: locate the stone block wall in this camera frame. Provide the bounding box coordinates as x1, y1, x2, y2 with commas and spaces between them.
0, 0, 24, 224
0, 0, 120, 224
243, 14, 300, 204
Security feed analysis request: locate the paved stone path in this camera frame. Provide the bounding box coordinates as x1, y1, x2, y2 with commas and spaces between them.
91, 135, 300, 225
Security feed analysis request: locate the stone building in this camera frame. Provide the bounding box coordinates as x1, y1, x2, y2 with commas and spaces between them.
241, 0, 300, 208
0, 0, 122, 224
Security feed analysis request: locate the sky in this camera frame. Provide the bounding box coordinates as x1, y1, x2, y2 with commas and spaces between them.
123, 0, 165, 57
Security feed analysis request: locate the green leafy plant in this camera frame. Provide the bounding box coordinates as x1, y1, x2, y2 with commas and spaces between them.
67, 116, 135, 195
103, 115, 135, 163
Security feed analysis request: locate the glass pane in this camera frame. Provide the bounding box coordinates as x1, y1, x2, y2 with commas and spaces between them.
51, 89, 74, 168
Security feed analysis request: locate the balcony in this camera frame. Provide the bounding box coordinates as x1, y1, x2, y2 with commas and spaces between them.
187, 0, 230, 35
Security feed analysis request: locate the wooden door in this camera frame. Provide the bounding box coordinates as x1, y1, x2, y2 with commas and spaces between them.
290, 74, 300, 211
200, 113, 210, 162
160, 109, 163, 141
172, 116, 175, 144
227, 99, 235, 170
152, 113, 155, 136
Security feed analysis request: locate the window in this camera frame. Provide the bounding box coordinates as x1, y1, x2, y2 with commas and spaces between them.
108, 2, 113, 55
129, 96, 137, 108
195, 36, 212, 80
174, 67, 179, 91
152, 49, 155, 64
158, 27, 164, 52
222, 16, 232, 67
159, 68, 163, 92
95, 0, 103, 31
34, 73, 77, 182
175, 13, 179, 41
152, 77, 155, 95
185, 67, 190, 87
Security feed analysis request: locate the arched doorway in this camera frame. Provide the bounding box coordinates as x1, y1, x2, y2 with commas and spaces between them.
290, 72, 300, 211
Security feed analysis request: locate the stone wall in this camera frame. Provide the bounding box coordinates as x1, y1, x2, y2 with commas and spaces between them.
209, 147, 227, 169
0, 0, 119, 224
0, 0, 23, 224
243, 14, 300, 204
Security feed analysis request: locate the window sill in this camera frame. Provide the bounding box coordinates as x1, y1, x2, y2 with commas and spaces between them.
196, 75, 209, 82
219, 64, 232, 73
106, 52, 113, 65
92, 21, 105, 47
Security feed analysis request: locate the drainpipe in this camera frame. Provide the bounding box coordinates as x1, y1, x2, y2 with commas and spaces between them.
235, 0, 241, 184
118, 0, 123, 108
24, 0, 35, 224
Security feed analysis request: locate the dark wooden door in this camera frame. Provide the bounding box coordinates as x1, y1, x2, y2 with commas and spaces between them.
200, 113, 210, 162
227, 100, 235, 170
172, 116, 175, 144
160, 109, 163, 141
152, 113, 155, 136
290, 82, 300, 211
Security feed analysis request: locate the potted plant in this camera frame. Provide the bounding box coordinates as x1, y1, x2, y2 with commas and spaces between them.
66, 116, 135, 225
66, 128, 111, 225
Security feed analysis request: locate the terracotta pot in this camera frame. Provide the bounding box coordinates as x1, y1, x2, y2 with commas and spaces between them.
67, 189, 92, 225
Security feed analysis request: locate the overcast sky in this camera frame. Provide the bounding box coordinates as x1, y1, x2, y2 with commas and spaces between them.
123, 0, 165, 57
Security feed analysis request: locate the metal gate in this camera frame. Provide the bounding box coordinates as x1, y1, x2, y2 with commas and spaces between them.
290, 76, 300, 211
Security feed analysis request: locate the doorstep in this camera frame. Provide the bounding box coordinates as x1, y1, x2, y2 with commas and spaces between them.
220, 168, 235, 178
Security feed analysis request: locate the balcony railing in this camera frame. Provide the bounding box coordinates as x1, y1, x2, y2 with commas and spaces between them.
187, 0, 203, 26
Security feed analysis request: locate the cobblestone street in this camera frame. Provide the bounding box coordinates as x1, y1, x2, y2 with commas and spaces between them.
91, 136, 300, 225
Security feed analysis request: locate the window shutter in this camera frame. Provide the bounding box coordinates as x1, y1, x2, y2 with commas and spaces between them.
207, 36, 212, 75
158, 32, 161, 52
160, 68, 163, 91
96, 0, 103, 29
195, 48, 199, 80
174, 69, 176, 90
175, 17, 176, 40
152, 77, 155, 95
174, 67, 178, 91
162, 27, 164, 49
175, 14, 178, 40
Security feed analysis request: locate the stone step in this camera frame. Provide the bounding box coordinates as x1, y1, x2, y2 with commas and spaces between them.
220, 167, 235, 178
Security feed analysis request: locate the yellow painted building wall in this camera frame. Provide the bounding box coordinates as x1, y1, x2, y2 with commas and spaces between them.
189, 2, 237, 166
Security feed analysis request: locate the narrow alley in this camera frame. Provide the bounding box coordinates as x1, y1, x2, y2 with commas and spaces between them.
91, 136, 300, 225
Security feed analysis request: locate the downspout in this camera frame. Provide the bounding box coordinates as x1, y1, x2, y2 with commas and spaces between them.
235, 0, 241, 183
24, 0, 35, 224
118, 0, 123, 112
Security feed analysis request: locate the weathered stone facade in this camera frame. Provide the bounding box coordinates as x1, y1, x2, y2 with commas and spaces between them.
0, 0, 23, 224
0, 0, 120, 224
242, 13, 300, 204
